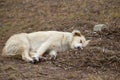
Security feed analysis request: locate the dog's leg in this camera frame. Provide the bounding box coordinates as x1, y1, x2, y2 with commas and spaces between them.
32, 41, 51, 62
49, 50, 57, 60
21, 47, 34, 63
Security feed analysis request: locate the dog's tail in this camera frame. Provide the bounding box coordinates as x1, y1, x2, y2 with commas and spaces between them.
2, 46, 8, 57
2, 42, 21, 57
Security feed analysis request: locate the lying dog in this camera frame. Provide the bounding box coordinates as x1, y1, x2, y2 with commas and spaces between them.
2, 30, 90, 63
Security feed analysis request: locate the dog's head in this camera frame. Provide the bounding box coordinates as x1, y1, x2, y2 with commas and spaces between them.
70, 30, 90, 50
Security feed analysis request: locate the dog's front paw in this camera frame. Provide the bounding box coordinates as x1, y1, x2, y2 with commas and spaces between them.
50, 55, 57, 61
49, 51, 57, 61
33, 57, 39, 62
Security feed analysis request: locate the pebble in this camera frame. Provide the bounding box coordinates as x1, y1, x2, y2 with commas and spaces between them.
93, 24, 108, 32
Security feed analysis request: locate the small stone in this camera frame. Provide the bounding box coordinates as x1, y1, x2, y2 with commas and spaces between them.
93, 24, 108, 32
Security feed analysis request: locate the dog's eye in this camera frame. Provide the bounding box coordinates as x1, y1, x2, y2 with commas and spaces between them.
80, 40, 82, 43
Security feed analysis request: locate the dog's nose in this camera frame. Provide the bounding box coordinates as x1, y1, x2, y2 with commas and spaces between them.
76, 46, 83, 50
77, 46, 80, 49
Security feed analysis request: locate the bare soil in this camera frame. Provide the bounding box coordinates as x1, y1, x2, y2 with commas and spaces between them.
0, 0, 120, 80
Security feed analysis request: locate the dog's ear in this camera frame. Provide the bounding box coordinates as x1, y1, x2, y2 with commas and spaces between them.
83, 40, 91, 47
72, 30, 81, 36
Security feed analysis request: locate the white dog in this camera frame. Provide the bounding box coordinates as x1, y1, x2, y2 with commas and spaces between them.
2, 30, 90, 63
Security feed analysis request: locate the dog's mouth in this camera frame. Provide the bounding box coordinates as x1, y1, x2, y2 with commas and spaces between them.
74, 46, 83, 50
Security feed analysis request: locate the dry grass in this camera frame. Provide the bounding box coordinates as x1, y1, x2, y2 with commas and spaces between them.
0, 0, 120, 80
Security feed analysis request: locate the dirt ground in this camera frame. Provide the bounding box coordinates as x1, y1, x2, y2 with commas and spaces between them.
0, 0, 120, 80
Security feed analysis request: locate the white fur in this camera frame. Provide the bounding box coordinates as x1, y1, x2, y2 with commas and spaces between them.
2, 30, 90, 62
